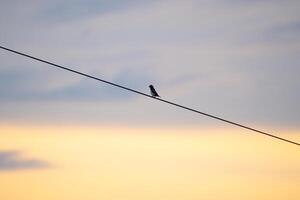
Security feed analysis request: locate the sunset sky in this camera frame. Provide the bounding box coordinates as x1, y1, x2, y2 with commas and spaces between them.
0, 1, 300, 199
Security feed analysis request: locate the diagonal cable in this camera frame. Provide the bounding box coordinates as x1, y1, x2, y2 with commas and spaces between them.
0, 45, 299, 146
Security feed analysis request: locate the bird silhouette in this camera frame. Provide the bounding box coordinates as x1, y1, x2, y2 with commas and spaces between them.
149, 85, 160, 97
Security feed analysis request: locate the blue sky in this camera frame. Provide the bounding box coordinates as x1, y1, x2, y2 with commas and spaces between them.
0, 0, 300, 128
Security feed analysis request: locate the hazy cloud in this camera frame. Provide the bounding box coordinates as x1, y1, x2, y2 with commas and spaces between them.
0, 151, 49, 171
0, 0, 299, 128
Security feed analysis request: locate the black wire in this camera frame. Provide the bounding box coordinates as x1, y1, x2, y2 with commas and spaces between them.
0, 45, 299, 147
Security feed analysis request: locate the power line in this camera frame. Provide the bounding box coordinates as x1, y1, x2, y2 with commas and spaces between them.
0, 45, 299, 147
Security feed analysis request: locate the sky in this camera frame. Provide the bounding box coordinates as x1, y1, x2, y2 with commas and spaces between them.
0, 0, 300, 199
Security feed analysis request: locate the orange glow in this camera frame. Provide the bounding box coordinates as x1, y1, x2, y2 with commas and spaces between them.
0, 125, 299, 200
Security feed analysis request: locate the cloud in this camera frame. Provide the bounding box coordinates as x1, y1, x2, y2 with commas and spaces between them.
0, 151, 49, 171
0, 0, 300, 128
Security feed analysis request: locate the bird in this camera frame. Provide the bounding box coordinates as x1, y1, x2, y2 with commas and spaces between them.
149, 85, 160, 97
